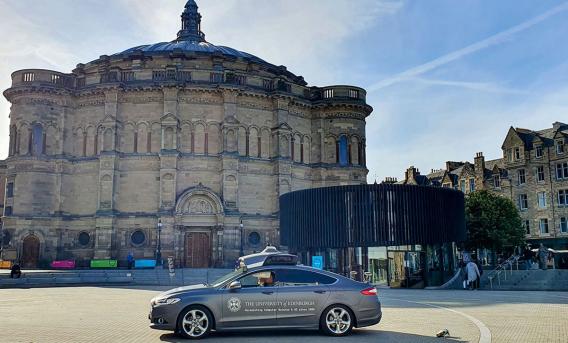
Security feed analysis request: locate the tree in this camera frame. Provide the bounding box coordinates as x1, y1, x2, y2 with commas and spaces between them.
465, 190, 525, 252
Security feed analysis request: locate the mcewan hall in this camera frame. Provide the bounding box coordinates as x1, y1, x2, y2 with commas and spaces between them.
1, 1, 466, 288
0, 1, 372, 268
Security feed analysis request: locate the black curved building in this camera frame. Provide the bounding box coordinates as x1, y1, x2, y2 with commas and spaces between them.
280, 184, 466, 287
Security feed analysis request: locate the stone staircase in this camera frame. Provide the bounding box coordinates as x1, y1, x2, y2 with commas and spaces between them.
480, 269, 568, 291
0, 268, 231, 288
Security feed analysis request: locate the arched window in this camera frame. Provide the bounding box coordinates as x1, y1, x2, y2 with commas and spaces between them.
204, 132, 209, 155
133, 131, 138, 153
82, 132, 87, 156
163, 127, 174, 150
103, 128, 113, 151
13, 126, 18, 155
31, 124, 44, 156
9, 126, 16, 156
338, 135, 348, 166
94, 131, 99, 155
291, 137, 295, 161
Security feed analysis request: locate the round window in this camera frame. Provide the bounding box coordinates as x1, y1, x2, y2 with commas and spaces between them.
131, 230, 146, 246
248, 232, 261, 246
78, 232, 90, 246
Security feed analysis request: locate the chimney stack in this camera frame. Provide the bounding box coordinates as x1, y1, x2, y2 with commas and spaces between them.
474, 152, 485, 173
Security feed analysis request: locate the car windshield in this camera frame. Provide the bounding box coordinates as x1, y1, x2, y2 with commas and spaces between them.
210, 267, 246, 288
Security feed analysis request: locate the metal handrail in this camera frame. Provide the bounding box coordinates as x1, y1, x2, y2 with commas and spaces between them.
486, 254, 518, 289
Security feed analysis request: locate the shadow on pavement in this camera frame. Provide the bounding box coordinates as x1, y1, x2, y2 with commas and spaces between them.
159, 329, 467, 342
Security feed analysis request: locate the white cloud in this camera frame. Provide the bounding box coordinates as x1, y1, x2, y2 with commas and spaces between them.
406, 77, 529, 95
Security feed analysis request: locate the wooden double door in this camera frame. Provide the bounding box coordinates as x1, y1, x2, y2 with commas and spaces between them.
185, 232, 211, 268
22, 235, 40, 268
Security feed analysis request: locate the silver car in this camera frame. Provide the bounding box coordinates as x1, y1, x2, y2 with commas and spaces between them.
149, 259, 382, 339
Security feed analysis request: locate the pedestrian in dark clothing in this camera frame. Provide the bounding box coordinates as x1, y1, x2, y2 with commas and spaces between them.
10, 263, 21, 279
474, 259, 483, 289
127, 252, 135, 270
523, 247, 533, 270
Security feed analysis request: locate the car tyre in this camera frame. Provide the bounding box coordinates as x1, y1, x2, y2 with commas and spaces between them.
177, 305, 213, 340
320, 304, 354, 337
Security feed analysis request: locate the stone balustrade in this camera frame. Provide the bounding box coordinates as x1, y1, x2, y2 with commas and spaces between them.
9, 69, 369, 106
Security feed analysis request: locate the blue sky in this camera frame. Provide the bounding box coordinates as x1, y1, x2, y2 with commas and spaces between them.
1, 0, 567, 181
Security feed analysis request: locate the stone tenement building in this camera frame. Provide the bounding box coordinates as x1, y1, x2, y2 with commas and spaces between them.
398, 122, 568, 250
0, 1, 372, 268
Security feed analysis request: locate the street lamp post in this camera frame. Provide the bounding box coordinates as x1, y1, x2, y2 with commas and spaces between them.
156, 219, 163, 266
239, 219, 244, 257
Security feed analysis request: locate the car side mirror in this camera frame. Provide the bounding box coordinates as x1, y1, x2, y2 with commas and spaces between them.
228, 281, 242, 290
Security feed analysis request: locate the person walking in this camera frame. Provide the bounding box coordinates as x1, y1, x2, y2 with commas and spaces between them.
538, 244, 548, 270
474, 258, 483, 289
466, 260, 480, 290
127, 252, 135, 270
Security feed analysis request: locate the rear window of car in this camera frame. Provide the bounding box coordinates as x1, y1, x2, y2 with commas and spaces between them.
275, 269, 336, 286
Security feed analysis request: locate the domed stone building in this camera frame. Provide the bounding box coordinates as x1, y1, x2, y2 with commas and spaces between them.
1, 1, 372, 268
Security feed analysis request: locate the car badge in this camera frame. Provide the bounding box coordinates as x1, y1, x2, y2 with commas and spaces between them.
227, 297, 242, 312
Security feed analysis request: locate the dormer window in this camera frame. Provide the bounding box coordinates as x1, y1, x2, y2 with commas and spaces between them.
505, 148, 513, 162
514, 147, 521, 160
557, 139, 565, 154
535, 145, 543, 158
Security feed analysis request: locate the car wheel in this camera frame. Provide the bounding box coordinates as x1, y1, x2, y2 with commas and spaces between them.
320, 305, 354, 337
177, 305, 213, 340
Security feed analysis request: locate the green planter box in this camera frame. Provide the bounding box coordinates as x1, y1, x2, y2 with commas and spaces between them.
90, 260, 118, 268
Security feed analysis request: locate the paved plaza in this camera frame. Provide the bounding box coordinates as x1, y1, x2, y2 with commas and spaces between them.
0, 286, 566, 343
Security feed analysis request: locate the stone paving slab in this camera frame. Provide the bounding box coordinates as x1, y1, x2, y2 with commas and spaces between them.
0, 287, 566, 342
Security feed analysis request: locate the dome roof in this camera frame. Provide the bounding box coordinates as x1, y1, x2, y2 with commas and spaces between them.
112, 0, 267, 65
114, 41, 267, 65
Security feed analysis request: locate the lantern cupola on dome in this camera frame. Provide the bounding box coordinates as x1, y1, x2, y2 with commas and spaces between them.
177, 0, 206, 42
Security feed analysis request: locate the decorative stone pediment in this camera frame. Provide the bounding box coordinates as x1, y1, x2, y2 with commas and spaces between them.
175, 185, 223, 215
273, 122, 292, 132
184, 197, 214, 214
223, 115, 240, 125
100, 114, 119, 125
161, 112, 179, 125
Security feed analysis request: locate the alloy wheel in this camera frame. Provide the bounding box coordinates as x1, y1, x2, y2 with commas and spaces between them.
325, 307, 351, 335
181, 309, 209, 338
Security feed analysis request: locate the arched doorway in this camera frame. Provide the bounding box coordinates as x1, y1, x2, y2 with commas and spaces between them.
175, 186, 225, 268
22, 235, 40, 268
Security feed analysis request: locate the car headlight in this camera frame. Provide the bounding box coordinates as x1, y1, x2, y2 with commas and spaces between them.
153, 298, 181, 306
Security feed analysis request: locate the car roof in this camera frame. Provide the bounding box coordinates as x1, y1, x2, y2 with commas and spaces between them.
238, 246, 298, 268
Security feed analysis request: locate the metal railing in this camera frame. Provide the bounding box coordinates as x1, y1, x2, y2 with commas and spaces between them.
486, 254, 519, 289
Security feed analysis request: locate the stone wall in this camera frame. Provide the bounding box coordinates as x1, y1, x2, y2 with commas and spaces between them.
1, 57, 372, 268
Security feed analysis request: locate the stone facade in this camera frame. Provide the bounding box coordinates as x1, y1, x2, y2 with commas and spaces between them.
0, 160, 6, 253
397, 122, 568, 250
0, 1, 372, 268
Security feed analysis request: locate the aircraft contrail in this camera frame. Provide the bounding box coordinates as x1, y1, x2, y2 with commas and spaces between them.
368, 2, 568, 92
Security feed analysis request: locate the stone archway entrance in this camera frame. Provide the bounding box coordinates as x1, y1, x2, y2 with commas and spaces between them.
175, 185, 225, 268
22, 235, 40, 268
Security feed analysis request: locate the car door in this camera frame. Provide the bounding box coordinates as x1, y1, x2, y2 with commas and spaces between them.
274, 268, 335, 327
220, 269, 278, 329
